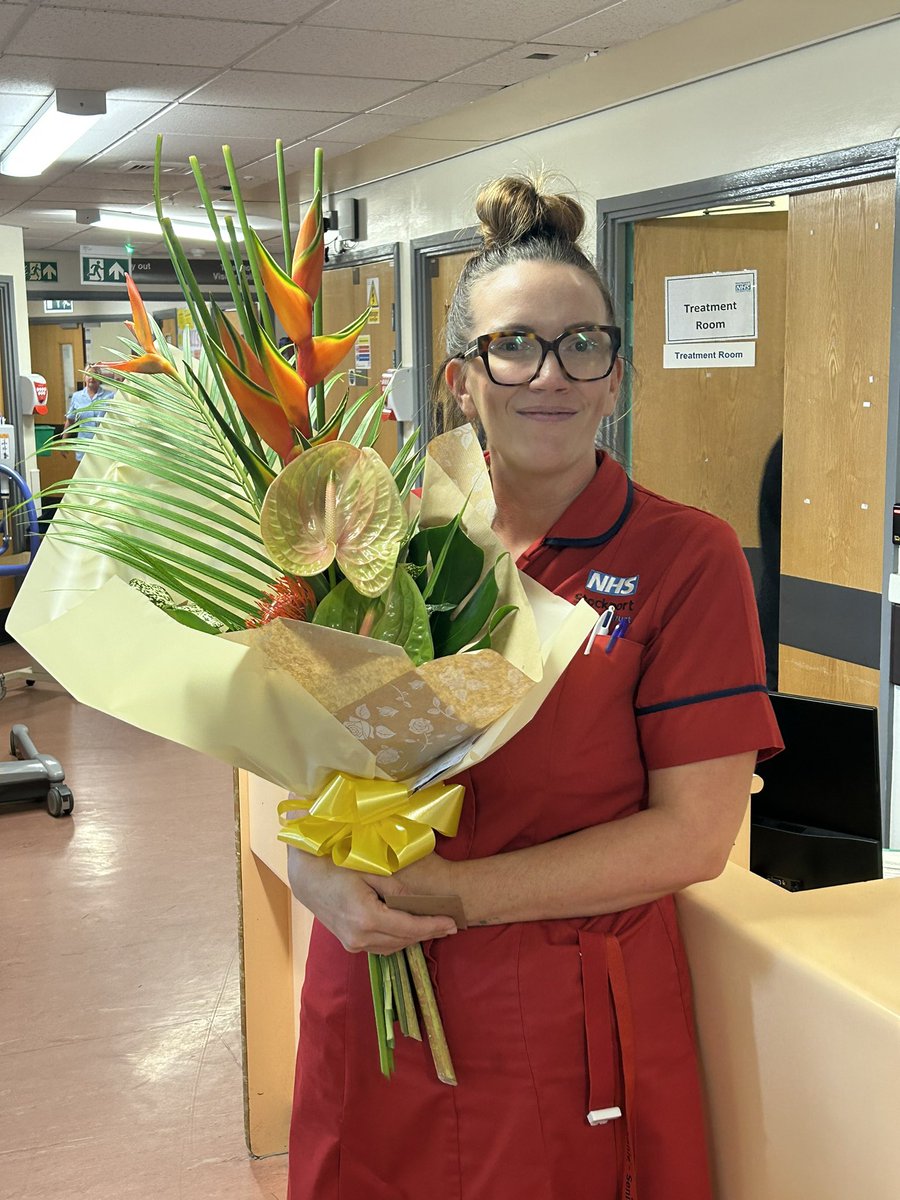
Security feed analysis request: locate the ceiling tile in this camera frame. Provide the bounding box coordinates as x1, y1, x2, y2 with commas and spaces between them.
0, 181, 40, 203
372, 81, 500, 118
93, 131, 279, 171
0, 4, 28, 44
444, 42, 588, 85
7, 8, 282, 67
59, 169, 170, 193
30, 186, 156, 206
305, 0, 613, 43
186, 70, 413, 111
47, 0, 319, 20
237, 25, 513, 80
311, 112, 422, 143
535, 0, 736, 47
0, 56, 209, 102
149, 104, 345, 141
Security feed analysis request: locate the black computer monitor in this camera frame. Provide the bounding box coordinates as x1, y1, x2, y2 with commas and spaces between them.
751, 691, 883, 891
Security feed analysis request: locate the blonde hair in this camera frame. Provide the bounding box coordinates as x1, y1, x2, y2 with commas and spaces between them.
432, 173, 616, 434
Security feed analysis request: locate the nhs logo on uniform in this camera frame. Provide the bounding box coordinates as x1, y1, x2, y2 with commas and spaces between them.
586, 569, 639, 597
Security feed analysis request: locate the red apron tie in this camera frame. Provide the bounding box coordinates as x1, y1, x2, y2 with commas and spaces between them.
579, 930, 638, 1200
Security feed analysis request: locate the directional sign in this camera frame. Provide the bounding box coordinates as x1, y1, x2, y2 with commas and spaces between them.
25, 259, 59, 282
131, 256, 234, 287
43, 298, 75, 314
80, 248, 131, 285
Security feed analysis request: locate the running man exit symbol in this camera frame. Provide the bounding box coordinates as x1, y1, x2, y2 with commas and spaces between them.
25, 260, 58, 282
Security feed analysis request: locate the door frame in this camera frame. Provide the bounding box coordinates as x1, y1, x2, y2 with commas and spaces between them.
0, 276, 25, 470
596, 139, 900, 835
323, 241, 402, 367
410, 228, 479, 440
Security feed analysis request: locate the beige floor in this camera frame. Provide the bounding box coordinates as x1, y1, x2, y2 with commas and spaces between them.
0, 640, 289, 1200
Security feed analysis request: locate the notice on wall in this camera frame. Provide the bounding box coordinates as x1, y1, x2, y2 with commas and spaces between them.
365, 277, 380, 324
663, 340, 756, 369
665, 269, 757, 343
355, 334, 372, 370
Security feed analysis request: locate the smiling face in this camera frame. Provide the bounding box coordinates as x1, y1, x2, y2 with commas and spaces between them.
445, 260, 622, 483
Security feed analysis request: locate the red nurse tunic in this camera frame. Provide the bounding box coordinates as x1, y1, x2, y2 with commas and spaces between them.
288, 452, 783, 1200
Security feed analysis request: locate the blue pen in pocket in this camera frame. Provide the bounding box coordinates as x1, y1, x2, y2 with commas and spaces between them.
605, 616, 630, 654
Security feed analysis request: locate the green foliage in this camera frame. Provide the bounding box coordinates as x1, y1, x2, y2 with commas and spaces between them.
312, 570, 434, 666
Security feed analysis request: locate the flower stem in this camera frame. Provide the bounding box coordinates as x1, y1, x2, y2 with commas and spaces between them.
368, 953, 394, 1078
389, 950, 421, 1041
405, 943, 457, 1086
313, 147, 325, 430
275, 139, 292, 271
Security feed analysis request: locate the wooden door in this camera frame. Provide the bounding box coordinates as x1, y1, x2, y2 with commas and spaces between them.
27, 323, 85, 424
427, 249, 474, 434
631, 212, 788, 554
778, 181, 894, 707
321, 258, 397, 465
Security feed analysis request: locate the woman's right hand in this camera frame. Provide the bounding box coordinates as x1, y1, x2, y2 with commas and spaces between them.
286, 845, 458, 955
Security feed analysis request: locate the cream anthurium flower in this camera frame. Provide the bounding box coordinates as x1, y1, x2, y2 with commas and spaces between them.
260, 442, 404, 597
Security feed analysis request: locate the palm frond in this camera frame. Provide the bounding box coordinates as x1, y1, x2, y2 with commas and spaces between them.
42, 344, 279, 622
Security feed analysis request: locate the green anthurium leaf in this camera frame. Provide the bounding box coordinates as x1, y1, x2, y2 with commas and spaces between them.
312, 578, 373, 633
370, 569, 434, 666
420, 514, 484, 608
260, 441, 404, 597
464, 604, 518, 653
433, 553, 508, 656
312, 571, 433, 665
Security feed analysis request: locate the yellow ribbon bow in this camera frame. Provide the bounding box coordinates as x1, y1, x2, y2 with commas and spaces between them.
277, 772, 465, 876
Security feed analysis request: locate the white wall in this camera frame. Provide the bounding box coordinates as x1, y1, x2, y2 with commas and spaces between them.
324, 21, 900, 368
0, 223, 38, 492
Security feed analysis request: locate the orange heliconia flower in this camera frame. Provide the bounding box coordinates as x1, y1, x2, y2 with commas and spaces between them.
95, 275, 180, 379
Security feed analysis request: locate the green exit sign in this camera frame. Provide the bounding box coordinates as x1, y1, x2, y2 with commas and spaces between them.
80, 252, 131, 285
25, 259, 59, 282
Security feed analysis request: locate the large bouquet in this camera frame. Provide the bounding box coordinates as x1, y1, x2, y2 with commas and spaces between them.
10, 140, 595, 1084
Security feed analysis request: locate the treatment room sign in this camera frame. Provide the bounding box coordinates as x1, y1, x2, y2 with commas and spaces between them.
665, 269, 757, 342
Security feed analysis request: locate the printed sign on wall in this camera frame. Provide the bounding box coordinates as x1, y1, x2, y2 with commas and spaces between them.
366, 277, 380, 324
355, 334, 372, 370
665, 269, 757, 343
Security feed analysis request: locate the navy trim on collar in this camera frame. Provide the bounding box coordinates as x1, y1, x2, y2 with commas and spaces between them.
543, 475, 634, 549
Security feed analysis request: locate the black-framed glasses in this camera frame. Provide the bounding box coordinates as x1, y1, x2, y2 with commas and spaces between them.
459, 323, 622, 386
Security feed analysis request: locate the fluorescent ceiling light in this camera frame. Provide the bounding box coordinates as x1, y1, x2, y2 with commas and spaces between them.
85, 210, 230, 244
0, 90, 106, 177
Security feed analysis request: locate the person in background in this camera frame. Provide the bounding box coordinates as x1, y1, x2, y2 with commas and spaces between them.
64, 369, 114, 460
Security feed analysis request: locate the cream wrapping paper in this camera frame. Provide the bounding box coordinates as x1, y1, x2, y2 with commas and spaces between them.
9, 426, 597, 802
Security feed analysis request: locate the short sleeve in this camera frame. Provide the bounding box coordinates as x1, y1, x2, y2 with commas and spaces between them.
635, 515, 783, 770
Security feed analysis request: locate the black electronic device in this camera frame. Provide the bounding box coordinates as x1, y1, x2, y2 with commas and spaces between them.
751, 691, 883, 891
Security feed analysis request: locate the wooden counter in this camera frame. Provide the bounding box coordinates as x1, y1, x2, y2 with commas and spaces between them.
237, 771, 900, 1195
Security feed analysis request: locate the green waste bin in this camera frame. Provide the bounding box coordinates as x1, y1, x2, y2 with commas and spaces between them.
34, 424, 56, 456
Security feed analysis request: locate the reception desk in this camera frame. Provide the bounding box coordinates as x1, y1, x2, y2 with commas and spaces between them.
237, 770, 900, 1196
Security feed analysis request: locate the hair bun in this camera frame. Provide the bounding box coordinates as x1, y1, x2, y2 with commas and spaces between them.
475, 175, 585, 252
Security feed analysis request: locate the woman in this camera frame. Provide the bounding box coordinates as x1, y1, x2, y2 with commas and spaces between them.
287, 176, 782, 1199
